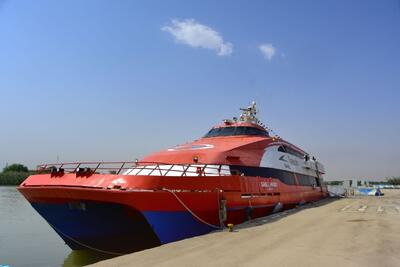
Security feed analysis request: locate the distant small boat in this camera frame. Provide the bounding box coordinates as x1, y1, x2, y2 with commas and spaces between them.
357, 187, 384, 196
18, 102, 328, 254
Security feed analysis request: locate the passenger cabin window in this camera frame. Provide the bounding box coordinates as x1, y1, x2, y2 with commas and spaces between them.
279, 172, 296, 185
277, 145, 304, 159
203, 126, 269, 138
297, 174, 319, 187
278, 146, 286, 153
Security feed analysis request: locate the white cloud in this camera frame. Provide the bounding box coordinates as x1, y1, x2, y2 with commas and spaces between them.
162, 19, 233, 56
259, 44, 276, 61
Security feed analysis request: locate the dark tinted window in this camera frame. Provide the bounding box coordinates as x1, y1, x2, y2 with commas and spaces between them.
231, 165, 320, 187
230, 165, 296, 185
297, 174, 319, 186
278, 145, 304, 159
278, 172, 296, 185
245, 127, 263, 136
219, 127, 236, 136
204, 126, 269, 138
278, 146, 286, 153
234, 126, 247, 135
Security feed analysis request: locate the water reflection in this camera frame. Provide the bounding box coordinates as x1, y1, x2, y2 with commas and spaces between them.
63, 250, 116, 267
0, 186, 68, 267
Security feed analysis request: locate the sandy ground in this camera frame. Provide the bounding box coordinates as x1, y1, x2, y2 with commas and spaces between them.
90, 190, 400, 267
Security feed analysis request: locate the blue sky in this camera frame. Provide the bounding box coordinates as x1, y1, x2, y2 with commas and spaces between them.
0, 0, 399, 180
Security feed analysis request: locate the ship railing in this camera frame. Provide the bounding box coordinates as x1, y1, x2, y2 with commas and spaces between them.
37, 161, 235, 177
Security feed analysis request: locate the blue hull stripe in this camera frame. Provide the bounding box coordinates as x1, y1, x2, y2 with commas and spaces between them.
143, 211, 215, 244
30, 201, 161, 253
30, 201, 216, 251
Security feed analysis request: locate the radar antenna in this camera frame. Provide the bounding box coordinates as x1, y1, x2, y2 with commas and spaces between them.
239, 101, 259, 123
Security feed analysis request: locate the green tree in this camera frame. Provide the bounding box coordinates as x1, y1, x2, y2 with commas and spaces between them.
387, 177, 400, 185
326, 181, 342, 186
3, 163, 29, 173
0, 172, 31, 185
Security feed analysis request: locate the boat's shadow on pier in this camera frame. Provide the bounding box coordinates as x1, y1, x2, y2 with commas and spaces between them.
234, 197, 339, 231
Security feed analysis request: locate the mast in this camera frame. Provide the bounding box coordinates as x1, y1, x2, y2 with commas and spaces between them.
239, 101, 258, 123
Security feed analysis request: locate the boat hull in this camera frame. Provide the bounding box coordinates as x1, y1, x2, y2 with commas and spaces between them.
18, 172, 327, 254
31, 200, 160, 254
18, 185, 223, 254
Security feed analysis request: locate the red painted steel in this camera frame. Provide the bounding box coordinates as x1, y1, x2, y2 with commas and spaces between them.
18, 120, 327, 231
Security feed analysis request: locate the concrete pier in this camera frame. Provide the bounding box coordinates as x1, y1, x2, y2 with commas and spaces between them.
90, 190, 400, 267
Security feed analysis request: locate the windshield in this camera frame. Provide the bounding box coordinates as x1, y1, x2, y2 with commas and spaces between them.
203, 126, 269, 138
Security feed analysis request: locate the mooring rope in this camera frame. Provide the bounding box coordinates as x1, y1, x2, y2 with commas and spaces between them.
162, 188, 223, 230
46, 189, 223, 255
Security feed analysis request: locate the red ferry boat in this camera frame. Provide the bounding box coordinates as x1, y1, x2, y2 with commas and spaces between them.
18, 102, 327, 254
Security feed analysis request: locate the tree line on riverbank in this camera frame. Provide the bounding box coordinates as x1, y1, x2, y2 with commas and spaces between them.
387, 177, 400, 185
326, 177, 400, 186
0, 164, 34, 185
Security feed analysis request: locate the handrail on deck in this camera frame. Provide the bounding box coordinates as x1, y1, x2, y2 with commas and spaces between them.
37, 161, 234, 177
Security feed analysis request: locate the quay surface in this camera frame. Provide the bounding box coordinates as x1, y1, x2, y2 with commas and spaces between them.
90, 190, 400, 267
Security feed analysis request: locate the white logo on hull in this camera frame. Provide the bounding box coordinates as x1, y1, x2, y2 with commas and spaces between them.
167, 144, 214, 151
260, 181, 278, 189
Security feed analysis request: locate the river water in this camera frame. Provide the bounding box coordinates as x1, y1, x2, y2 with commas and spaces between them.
0, 186, 115, 267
